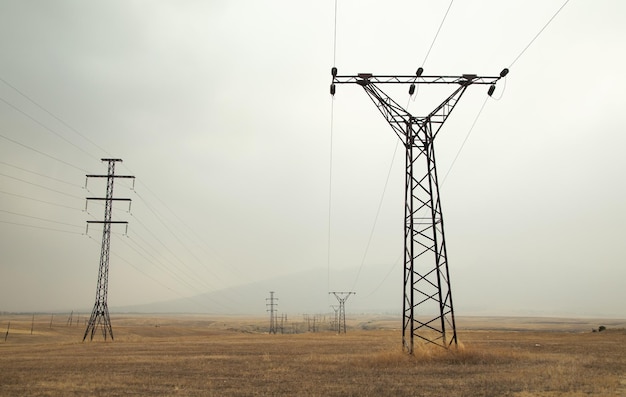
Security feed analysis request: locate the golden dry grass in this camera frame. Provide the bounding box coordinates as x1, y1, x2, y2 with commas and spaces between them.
0, 314, 625, 396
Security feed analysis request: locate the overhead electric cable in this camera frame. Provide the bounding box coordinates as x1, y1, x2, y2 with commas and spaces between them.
0, 172, 83, 200
0, 75, 111, 157
0, 160, 80, 188
0, 220, 83, 235
327, 99, 335, 295
0, 189, 80, 211
97, 235, 233, 312
363, 252, 402, 299
121, 232, 204, 293
332, 0, 338, 67
509, 0, 570, 68
132, 189, 222, 281
441, 96, 489, 185
128, 211, 220, 292
118, 170, 248, 282
0, 133, 87, 172
441, 0, 570, 183
0, 96, 97, 160
351, 140, 400, 291
0, 209, 83, 230
420, 0, 454, 68
328, 0, 339, 296
117, 232, 227, 304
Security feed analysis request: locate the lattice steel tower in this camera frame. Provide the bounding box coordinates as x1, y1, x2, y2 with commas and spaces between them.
83, 158, 134, 341
329, 292, 355, 334
266, 291, 278, 334
330, 68, 507, 352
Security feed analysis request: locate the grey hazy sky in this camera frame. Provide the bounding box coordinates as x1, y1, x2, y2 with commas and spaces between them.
0, 0, 624, 317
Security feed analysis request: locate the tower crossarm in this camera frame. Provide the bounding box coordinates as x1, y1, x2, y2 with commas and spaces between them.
332, 73, 502, 86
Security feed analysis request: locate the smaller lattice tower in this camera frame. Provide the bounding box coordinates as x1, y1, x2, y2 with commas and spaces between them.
329, 292, 355, 334
266, 291, 278, 334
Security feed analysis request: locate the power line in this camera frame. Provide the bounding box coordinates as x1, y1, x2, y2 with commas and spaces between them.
125, 235, 207, 293
0, 172, 84, 200
441, 95, 489, 185
128, 210, 221, 293
351, 140, 400, 291
111, 234, 237, 312
0, 95, 97, 160
363, 253, 402, 299
0, 220, 83, 235
0, 189, 81, 211
332, 0, 338, 67
327, 97, 335, 297
0, 160, 80, 188
420, 0, 454, 68
0, 209, 83, 230
0, 132, 87, 173
121, 231, 209, 295
509, 0, 570, 69
122, 175, 249, 283
131, 188, 222, 282
0, 75, 110, 157
440, 0, 570, 183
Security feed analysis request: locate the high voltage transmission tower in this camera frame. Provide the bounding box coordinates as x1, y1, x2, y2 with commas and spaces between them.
83, 158, 134, 341
330, 305, 339, 331
330, 67, 507, 352
329, 291, 355, 334
266, 291, 278, 334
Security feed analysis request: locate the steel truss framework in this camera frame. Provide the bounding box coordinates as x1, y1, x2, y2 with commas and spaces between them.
331, 69, 506, 352
329, 292, 355, 334
266, 291, 278, 334
83, 158, 134, 342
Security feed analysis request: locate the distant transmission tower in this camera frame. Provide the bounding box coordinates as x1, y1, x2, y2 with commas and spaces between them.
330, 305, 339, 332
331, 68, 507, 352
329, 292, 355, 334
83, 158, 134, 341
266, 291, 278, 334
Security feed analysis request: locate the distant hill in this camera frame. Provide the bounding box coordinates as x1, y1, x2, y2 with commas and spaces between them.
112, 266, 401, 315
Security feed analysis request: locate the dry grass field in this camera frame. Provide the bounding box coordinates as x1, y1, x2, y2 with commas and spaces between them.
1, 314, 625, 396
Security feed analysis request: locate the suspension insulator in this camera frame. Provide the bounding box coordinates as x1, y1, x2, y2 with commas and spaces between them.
409, 84, 415, 96
331, 67, 338, 77
500, 68, 509, 77
330, 84, 336, 96
488, 85, 496, 97
416, 67, 424, 77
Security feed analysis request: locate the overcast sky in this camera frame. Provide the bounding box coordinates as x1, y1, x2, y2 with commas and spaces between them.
0, 0, 624, 318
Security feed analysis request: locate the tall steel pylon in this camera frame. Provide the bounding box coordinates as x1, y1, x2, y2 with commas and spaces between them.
83, 158, 134, 342
331, 68, 507, 352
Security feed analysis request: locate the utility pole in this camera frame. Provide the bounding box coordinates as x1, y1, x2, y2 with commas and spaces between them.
330, 68, 507, 352
83, 158, 134, 342
329, 292, 355, 334
266, 291, 278, 334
